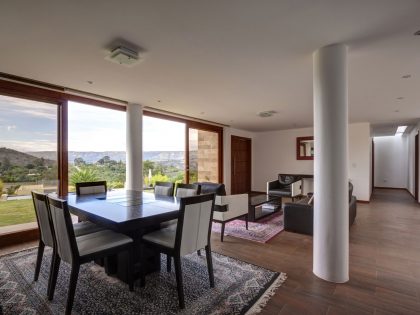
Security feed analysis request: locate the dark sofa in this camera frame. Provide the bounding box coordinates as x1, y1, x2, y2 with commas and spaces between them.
283, 182, 357, 235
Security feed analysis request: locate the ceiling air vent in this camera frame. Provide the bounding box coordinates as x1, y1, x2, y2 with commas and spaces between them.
105, 46, 141, 67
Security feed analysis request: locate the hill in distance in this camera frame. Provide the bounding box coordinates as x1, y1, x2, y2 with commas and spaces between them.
29, 150, 185, 164
0, 147, 55, 167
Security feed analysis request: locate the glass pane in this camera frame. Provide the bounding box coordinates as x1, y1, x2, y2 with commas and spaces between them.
143, 116, 186, 188
68, 102, 126, 192
0, 95, 57, 230
188, 128, 219, 183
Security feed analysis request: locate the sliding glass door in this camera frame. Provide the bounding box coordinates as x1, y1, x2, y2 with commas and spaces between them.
143, 113, 223, 185
67, 101, 126, 192
0, 95, 58, 231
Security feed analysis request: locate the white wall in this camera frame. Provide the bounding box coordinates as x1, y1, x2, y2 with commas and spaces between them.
374, 136, 408, 189
348, 123, 372, 201
223, 127, 256, 195
252, 123, 372, 201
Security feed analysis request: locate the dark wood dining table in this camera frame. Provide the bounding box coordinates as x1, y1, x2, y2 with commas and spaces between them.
63, 190, 181, 283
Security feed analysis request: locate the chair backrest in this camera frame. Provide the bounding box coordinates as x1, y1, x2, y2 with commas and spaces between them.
195, 182, 226, 196
31, 191, 54, 247
175, 194, 215, 256
154, 181, 175, 196
47, 195, 79, 264
278, 174, 302, 186
175, 183, 201, 198
76, 181, 107, 195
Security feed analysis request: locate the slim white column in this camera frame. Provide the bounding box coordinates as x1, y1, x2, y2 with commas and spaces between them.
313, 44, 349, 283
126, 103, 143, 192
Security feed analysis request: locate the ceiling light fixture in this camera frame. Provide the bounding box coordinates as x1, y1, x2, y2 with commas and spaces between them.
402, 74, 411, 79
105, 46, 141, 67
396, 97, 404, 100
257, 110, 277, 118
395, 125, 407, 136
414, 30, 420, 36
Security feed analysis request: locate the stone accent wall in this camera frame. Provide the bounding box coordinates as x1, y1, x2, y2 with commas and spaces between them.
197, 130, 218, 182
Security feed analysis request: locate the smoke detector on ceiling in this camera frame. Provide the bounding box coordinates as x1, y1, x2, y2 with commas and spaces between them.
105, 46, 141, 67
257, 110, 277, 118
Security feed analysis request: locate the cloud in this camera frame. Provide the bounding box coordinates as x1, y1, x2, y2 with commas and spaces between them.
0, 139, 57, 152
0, 95, 56, 120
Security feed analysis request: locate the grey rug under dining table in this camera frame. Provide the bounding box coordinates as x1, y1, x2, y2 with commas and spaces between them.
0, 247, 286, 315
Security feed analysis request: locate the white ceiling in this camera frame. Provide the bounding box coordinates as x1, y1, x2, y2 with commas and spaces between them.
1, 0, 420, 131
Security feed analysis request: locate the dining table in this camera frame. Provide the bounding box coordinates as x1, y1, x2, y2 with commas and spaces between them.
63, 190, 181, 283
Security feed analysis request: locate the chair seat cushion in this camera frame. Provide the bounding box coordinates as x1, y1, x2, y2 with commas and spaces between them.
73, 221, 105, 237
268, 188, 291, 197
160, 219, 178, 229
76, 230, 133, 258
142, 226, 176, 249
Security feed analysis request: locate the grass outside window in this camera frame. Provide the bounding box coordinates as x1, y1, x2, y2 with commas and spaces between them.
0, 199, 35, 227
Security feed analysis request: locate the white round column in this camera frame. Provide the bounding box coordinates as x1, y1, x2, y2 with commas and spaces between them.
126, 103, 143, 192
313, 44, 349, 283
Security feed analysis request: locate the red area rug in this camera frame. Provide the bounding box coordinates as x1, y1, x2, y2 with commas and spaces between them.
212, 212, 284, 243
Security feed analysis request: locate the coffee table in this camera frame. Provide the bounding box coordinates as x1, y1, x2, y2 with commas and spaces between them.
248, 194, 282, 222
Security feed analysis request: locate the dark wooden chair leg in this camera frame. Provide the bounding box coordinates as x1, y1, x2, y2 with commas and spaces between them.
221, 222, 225, 242
174, 254, 185, 309
47, 247, 58, 297
48, 255, 61, 300
128, 246, 134, 291
140, 244, 146, 287
245, 215, 249, 230
166, 254, 171, 272
205, 245, 215, 288
34, 240, 45, 281
197, 250, 201, 256
65, 263, 80, 315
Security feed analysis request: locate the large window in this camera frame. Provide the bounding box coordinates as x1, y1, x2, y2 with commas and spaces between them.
143, 114, 223, 186
143, 116, 186, 187
67, 101, 126, 192
0, 95, 57, 230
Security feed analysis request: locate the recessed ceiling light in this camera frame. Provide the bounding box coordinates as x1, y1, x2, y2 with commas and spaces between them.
230, 120, 234, 123
87, 80, 93, 84
402, 74, 411, 79
414, 30, 420, 36
257, 110, 277, 118
157, 100, 162, 103
396, 97, 404, 100
394, 109, 400, 113
200, 111, 205, 115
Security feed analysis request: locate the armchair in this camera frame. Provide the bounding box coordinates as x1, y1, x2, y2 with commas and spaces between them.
212, 193, 249, 242
267, 174, 302, 201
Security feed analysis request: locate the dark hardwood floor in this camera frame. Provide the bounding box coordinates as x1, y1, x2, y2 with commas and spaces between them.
213, 189, 420, 315
1, 188, 419, 314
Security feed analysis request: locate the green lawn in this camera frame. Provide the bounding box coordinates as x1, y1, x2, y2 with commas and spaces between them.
0, 199, 36, 227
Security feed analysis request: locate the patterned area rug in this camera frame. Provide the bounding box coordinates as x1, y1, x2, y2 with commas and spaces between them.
212, 212, 284, 243
0, 248, 286, 315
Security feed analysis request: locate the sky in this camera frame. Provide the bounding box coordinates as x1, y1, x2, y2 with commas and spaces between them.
0, 96, 185, 152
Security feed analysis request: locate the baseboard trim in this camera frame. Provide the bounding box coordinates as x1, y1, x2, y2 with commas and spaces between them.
0, 228, 39, 248
357, 200, 370, 204
374, 186, 406, 190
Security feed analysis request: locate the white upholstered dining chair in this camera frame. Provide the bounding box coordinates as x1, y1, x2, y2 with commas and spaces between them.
140, 193, 216, 309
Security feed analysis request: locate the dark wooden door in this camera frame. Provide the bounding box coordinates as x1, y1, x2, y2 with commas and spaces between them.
231, 136, 251, 194
415, 133, 419, 201
372, 139, 375, 194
